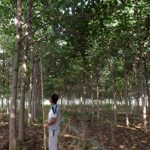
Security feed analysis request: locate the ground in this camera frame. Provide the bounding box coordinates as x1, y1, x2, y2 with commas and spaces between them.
0, 108, 150, 150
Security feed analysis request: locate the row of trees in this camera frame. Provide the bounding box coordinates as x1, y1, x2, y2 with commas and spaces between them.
0, 0, 150, 149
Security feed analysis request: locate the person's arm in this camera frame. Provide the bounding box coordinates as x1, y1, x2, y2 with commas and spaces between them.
43, 118, 56, 128
44, 105, 57, 128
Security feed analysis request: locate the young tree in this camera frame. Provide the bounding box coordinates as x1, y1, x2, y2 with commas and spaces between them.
9, 0, 22, 149
19, 0, 32, 142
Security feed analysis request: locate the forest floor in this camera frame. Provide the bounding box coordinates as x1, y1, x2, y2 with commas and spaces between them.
0, 107, 150, 150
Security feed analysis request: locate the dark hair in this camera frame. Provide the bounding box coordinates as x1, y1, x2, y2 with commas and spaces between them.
51, 93, 59, 104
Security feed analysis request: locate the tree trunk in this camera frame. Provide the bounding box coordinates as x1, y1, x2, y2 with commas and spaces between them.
112, 88, 117, 126
2, 49, 5, 116
9, 0, 22, 149
143, 61, 150, 114
19, 0, 32, 141
125, 75, 129, 127
31, 59, 39, 121
31, 61, 36, 122
37, 62, 42, 115
31, 74, 35, 121
40, 59, 47, 150
28, 50, 34, 125
18, 27, 27, 142
96, 71, 100, 119
7, 66, 10, 114
33, 61, 38, 120
112, 60, 117, 126
140, 63, 148, 133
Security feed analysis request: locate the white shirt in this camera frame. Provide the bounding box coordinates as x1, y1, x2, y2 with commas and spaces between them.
48, 104, 60, 130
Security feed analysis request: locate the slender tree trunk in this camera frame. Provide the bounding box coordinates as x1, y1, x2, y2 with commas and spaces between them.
135, 1, 148, 132
37, 62, 42, 114
40, 59, 47, 150
9, 0, 22, 149
112, 88, 117, 126
31, 59, 39, 121
140, 63, 148, 133
125, 74, 129, 127
19, 0, 32, 141
2, 49, 5, 116
1, 95, 4, 116
7, 66, 10, 114
112, 60, 117, 126
28, 49, 34, 125
33, 61, 38, 120
1, 95, 4, 115
96, 71, 100, 119
19, 1, 29, 142
128, 83, 132, 113
25, 0, 32, 125
143, 61, 150, 113
31, 61, 36, 121
31, 66, 35, 122
19, 25, 27, 142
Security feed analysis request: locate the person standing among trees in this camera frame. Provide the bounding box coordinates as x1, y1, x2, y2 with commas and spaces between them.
43, 93, 61, 150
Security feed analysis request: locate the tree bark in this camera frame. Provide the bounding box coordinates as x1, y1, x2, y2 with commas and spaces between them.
112, 59, 117, 126
1, 48, 5, 116
31, 61, 36, 122
28, 49, 34, 125
7, 65, 10, 114
125, 74, 129, 127
33, 61, 38, 120
9, 0, 22, 149
26, 0, 33, 125
19, 0, 32, 141
140, 63, 148, 133
143, 61, 150, 113
40, 59, 47, 150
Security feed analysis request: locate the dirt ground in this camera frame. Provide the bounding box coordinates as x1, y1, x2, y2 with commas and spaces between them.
0, 112, 150, 150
